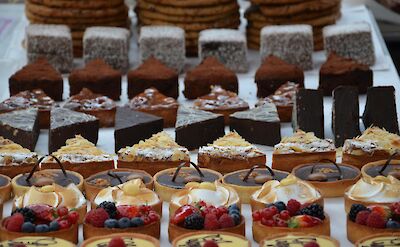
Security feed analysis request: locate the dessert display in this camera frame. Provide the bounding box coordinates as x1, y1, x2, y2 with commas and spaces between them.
362, 86, 399, 135
0, 108, 39, 151
83, 202, 160, 239
272, 131, 336, 172
117, 131, 190, 176
356, 233, 400, 247
230, 103, 281, 146
127, 87, 179, 128
0, 204, 79, 243
342, 127, 400, 168
85, 168, 153, 202
138, 26, 185, 72
256, 81, 301, 122
0, 136, 38, 178
222, 166, 289, 204
62, 88, 116, 127
169, 203, 245, 242
193, 86, 249, 125
199, 29, 248, 73
68, 59, 122, 100
197, 131, 266, 174
183, 57, 238, 100
260, 25, 313, 70
332, 86, 361, 147
154, 164, 222, 202
0, 89, 55, 129
114, 107, 163, 153
175, 106, 225, 150
81, 233, 160, 247
292, 160, 361, 197
26, 24, 73, 73
346, 202, 400, 243
172, 231, 250, 247
293, 88, 325, 138
0, 174, 11, 202
323, 23, 375, 66
319, 53, 373, 95
0, 236, 76, 247
127, 57, 179, 99
9, 58, 63, 101
252, 200, 331, 243
260, 233, 339, 247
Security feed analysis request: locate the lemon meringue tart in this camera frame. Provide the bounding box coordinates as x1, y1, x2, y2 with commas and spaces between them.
41, 135, 114, 178
272, 130, 336, 172
117, 131, 190, 176
81, 233, 159, 247
260, 233, 339, 247
0, 236, 76, 247
356, 233, 400, 247
172, 231, 250, 247
250, 174, 323, 212
84, 168, 153, 202
197, 131, 266, 174
222, 165, 289, 204
342, 127, 400, 168
154, 163, 222, 202
0, 136, 38, 178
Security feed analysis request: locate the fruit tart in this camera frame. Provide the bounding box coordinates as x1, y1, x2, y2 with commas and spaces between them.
83, 202, 161, 240
222, 165, 289, 204
62, 88, 116, 127
127, 87, 179, 128
252, 200, 331, 243
250, 174, 323, 212
293, 160, 361, 198
169, 202, 245, 242
85, 168, 153, 202
117, 131, 190, 176
154, 162, 222, 202
356, 233, 400, 247
193, 85, 249, 125
0, 89, 55, 129
0, 236, 76, 247
172, 231, 250, 247
0, 204, 80, 243
93, 179, 162, 215
0, 136, 38, 178
14, 183, 86, 223
260, 233, 339, 247
197, 131, 266, 174
41, 135, 114, 178
81, 233, 160, 247
346, 202, 400, 243
342, 127, 400, 169
272, 130, 336, 172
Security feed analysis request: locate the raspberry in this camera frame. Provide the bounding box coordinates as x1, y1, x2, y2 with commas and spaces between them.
57, 206, 69, 217
267, 206, 279, 215
216, 206, 228, 217
261, 218, 275, 226
57, 219, 71, 230
148, 212, 160, 223
183, 213, 204, 230
85, 208, 109, 227
279, 210, 291, 220
287, 199, 301, 216
366, 211, 386, 228
275, 218, 288, 227
304, 242, 320, 247
218, 214, 235, 228
355, 210, 370, 225
261, 208, 276, 220
204, 214, 220, 230
203, 240, 219, 247
390, 202, 400, 221
108, 237, 126, 247
5, 213, 24, 232
349, 204, 368, 222
67, 211, 80, 225
252, 211, 262, 221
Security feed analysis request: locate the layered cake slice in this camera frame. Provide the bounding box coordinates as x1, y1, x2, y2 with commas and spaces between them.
42, 135, 114, 178
49, 108, 99, 153
118, 131, 190, 176
0, 108, 39, 150
175, 106, 225, 150
198, 131, 266, 174
230, 103, 281, 146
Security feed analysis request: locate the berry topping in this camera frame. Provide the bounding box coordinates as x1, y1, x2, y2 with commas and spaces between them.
21, 222, 35, 233
117, 205, 139, 219
108, 237, 126, 247
67, 211, 80, 225
368, 205, 392, 220
273, 201, 287, 212
49, 221, 60, 231
203, 240, 219, 247
28, 205, 55, 223
99, 202, 118, 219
390, 202, 400, 220
171, 205, 198, 225
5, 213, 24, 232
183, 213, 204, 230
386, 219, 400, 229
288, 215, 322, 228
204, 214, 220, 230
355, 210, 370, 225
85, 208, 109, 227
104, 219, 118, 229
130, 217, 144, 227
118, 217, 131, 229
35, 224, 49, 233
218, 213, 235, 228
366, 211, 386, 228
13, 208, 36, 223
287, 199, 301, 216
58, 219, 71, 230
299, 204, 325, 220
57, 206, 69, 217
349, 204, 368, 222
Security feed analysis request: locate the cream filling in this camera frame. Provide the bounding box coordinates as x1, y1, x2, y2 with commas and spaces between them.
118, 147, 190, 162
0, 152, 37, 165
274, 140, 335, 154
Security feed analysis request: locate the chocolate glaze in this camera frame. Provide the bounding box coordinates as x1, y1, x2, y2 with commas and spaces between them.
365, 164, 400, 178
294, 163, 359, 182
224, 168, 288, 187
157, 169, 220, 189
87, 170, 152, 187
16, 170, 81, 187
0, 175, 9, 187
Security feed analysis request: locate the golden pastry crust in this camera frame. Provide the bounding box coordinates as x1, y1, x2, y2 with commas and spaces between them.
272, 152, 336, 172
0, 175, 11, 202
118, 160, 185, 176
260, 233, 339, 247
41, 160, 114, 178
342, 152, 399, 169
198, 155, 266, 175
347, 218, 400, 243
81, 233, 160, 247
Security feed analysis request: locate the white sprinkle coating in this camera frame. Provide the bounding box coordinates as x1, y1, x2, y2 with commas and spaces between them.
199, 29, 246, 42
323, 23, 371, 36
261, 25, 312, 36
26, 24, 71, 38
140, 25, 185, 39
84, 26, 130, 40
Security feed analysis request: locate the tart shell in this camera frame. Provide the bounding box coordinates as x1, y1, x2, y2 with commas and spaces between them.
197, 154, 266, 175
272, 151, 336, 172
41, 160, 114, 178
117, 160, 185, 176
81, 232, 160, 247
250, 195, 324, 212
0, 163, 36, 178
342, 152, 400, 169
347, 218, 400, 243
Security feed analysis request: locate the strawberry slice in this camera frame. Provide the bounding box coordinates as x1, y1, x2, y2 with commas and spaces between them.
28, 204, 55, 223
117, 205, 139, 219
171, 205, 199, 225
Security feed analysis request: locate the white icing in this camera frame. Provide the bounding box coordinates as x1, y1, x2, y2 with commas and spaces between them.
323, 23, 371, 36
274, 140, 335, 154
261, 24, 312, 36
140, 25, 184, 39
199, 29, 246, 42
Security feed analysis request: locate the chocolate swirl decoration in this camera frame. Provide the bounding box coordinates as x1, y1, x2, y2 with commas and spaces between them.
242, 164, 276, 184
307, 159, 343, 182
172, 162, 204, 184
379, 151, 400, 179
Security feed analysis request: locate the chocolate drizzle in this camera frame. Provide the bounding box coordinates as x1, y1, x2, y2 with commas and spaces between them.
87, 169, 152, 188
308, 159, 343, 182
243, 165, 275, 184
224, 166, 288, 187
378, 152, 400, 179
294, 160, 359, 182
172, 162, 204, 183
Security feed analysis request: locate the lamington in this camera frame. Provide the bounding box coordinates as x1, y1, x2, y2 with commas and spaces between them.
199, 29, 248, 73
26, 24, 73, 73
260, 25, 313, 70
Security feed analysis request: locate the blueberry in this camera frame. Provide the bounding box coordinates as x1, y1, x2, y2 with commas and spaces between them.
228, 204, 239, 212
35, 224, 49, 233
231, 213, 241, 225
273, 201, 287, 212
131, 217, 144, 227
386, 220, 400, 229
118, 217, 131, 229
105, 219, 118, 229
229, 209, 241, 216
49, 221, 59, 232
21, 222, 35, 233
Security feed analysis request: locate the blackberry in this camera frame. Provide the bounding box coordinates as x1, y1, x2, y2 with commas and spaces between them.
349, 204, 368, 222
13, 207, 36, 223
300, 204, 325, 220
183, 213, 204, 230
98, 201, 117, 219
273, 201, 287, 212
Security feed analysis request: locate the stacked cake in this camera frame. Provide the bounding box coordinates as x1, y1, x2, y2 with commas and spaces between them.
135, 0, 241, 55
245, 0, 341, 50
25, 0, 130, 57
